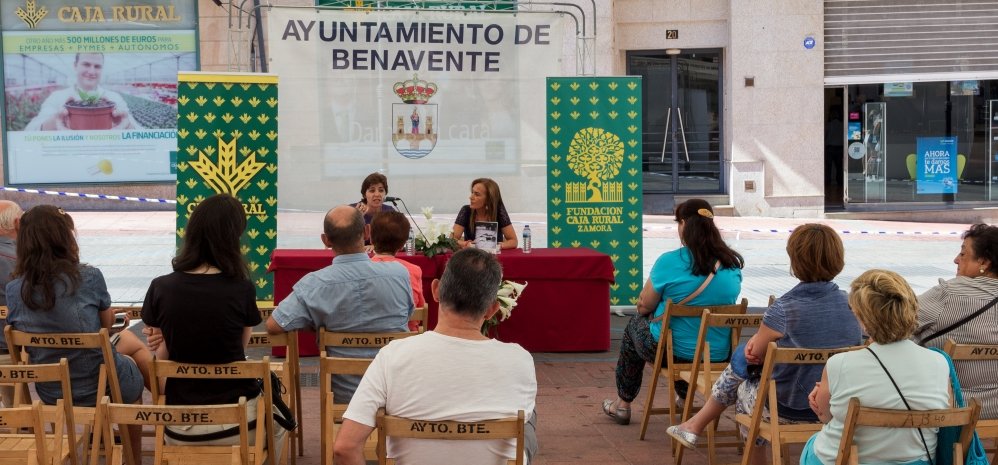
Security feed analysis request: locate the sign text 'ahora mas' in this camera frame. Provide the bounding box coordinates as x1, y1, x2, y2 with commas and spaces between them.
281, 20, 553, 72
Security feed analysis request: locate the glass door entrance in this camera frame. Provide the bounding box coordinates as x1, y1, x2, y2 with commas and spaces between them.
627, 50, 724, 194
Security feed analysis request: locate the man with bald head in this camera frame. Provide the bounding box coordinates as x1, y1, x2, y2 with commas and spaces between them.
267, 205, 413, 403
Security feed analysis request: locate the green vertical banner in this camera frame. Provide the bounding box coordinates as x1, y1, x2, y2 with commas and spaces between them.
546, 77, 643, 306
175, 72, 279, 300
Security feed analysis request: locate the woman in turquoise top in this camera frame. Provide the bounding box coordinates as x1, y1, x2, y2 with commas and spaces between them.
602, 199, 743, 425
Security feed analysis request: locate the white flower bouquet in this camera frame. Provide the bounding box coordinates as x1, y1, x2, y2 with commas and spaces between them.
414, 207, 459, 258
482, 280, 527, 337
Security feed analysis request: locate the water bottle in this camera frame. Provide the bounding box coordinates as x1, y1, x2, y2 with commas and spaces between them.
406, 229, 415, 255
522, 225, 532, 254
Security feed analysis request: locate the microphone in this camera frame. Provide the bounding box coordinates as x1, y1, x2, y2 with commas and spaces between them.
390, 197, 428, 245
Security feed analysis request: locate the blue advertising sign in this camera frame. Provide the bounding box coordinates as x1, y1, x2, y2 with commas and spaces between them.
804, 36, 816, 49
916, 137, 958, 194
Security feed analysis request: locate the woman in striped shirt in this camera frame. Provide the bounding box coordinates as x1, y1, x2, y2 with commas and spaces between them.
914, 223, 998, 419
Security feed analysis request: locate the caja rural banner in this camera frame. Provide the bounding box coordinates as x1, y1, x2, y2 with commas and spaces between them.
0, 0, 198, 184
546, 77, 643, 306
266, 7, 566, 212
175, 72, 278, 300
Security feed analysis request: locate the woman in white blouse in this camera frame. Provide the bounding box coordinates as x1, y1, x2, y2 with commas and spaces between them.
802, 269, 950, 465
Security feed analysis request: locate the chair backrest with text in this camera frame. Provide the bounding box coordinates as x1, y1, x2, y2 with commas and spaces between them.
317, 328, 416, 465
149, 358, 274, 465
736, 342, 866, 465
638, 298, 748, 440
376, 407, 525, 465
834, 397, 980, 465
94, 396, 251, 465
944, 338, 998, 464
5, 326, 129, 463
0, 359, 79, 465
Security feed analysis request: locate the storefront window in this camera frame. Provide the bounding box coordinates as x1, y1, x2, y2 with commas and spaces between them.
843, 80, 998, 204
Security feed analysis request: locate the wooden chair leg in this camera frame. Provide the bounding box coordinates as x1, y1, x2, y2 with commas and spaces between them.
638, 364, 661, 441
707, 420, 716, 465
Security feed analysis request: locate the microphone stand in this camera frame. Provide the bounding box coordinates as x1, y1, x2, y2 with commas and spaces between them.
390, 198, 428, 242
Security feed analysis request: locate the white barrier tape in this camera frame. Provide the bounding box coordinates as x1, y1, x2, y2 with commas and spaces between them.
644, 224, 962, 236
2, 186, 175, 204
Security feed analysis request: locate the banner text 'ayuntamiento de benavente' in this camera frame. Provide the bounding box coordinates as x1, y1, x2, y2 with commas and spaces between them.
280, 20, 552, 72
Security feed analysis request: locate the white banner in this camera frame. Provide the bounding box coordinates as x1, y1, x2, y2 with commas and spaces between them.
267, 7, 568, 212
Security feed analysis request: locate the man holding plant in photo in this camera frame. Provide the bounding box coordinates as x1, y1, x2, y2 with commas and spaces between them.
25, 52, 140, 131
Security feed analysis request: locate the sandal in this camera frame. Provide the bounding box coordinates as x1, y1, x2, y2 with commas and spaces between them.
666, 424, 699, 449
601, 399, 631, 425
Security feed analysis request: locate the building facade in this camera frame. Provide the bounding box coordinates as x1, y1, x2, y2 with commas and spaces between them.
4, 0, 995, 217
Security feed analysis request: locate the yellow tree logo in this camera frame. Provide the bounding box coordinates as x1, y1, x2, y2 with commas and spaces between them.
15, 0, 48, 28
566, 127, 624, 202
189, 137, 266, 197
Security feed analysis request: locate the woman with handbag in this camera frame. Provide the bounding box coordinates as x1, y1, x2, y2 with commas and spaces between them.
914, 223, 998, 420
601, 199, 743, 425
802, 270, 950, 465
141, 194, 287, 453
666, 224, 862, 464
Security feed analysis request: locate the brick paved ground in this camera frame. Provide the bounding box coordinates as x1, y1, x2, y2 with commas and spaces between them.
71, 209, 969, 464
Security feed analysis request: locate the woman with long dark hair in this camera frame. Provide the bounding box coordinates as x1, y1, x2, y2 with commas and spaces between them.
5, 205, 152, 463
141, 194, 285, 452
602, 199, 743, 425
452, 178, 518, 250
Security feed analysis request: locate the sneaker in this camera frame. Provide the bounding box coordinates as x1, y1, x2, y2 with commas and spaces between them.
666, 424, 699, 449
601, 399, 631, 425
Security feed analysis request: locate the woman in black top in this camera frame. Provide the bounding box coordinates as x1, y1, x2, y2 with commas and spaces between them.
141, 194, 284, 451
451, 178, 518, 250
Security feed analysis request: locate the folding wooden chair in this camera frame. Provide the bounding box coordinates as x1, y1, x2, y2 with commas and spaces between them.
5, 327, 134, 465
317, 328, 416, 465
0, 305, 13, 407
376, 407, 525, 465
149, 358, 275, 465
675, 308, 760, 465
107, 305, 142, 322
944, 339, 998, 464
735, 342, 865, 465
0, 359, 80, 465
256, 300, 304, 460
834, 397, 980, 465
0, 400, 72, 465
246, 329, 299, 465
92, 396, 251, 465
409, 304, 429, 334
638, 298, 749, 440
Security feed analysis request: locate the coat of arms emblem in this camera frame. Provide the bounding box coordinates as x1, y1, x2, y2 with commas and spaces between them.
391, 74, 438, 159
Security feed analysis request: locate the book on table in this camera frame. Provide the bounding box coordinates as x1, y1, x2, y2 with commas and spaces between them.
474, 221, 499, 254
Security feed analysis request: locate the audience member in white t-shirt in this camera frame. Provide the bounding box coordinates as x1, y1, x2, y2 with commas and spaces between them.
334, 248, 538, 465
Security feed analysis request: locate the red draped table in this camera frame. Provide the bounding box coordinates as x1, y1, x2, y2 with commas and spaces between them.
268, 248, 614, 354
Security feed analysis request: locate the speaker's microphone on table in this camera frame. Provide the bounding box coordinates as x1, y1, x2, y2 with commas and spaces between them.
388, 196, 427, 245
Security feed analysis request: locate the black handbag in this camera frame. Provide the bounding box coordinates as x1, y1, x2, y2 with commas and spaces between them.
264, 370, 298, 432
